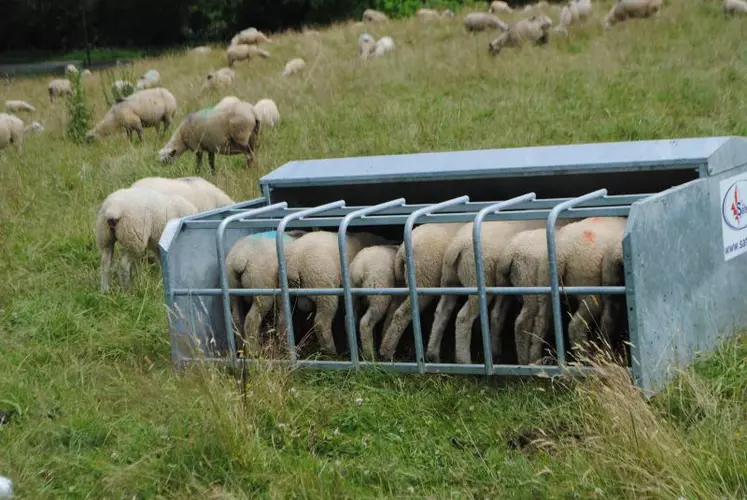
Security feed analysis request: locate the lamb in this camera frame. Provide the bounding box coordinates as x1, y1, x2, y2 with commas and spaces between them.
96, 187, 198, 293
426, 220, 547, 364
490, 1, 514, 14
48, 79, 72, 101
281, 58, 306, 76
253, 98, 280, 128
358, 33, 377, 59
489, 14, 553, 55
350, 244, 402, 360
232, 28, 272, 45
202, 68, 235, 91
363, 8, 389, 22
226, 44, 271, 67
158, 100, 261, 171
379, 223, 465, 361
130, 176, 234, 213
282, 230, 389, 355
373, 36, 396, 57
416, 8, 441, 21
464, 12, 509, 32
0, 113, 24, 151
135, 70, 161, 91
603, 0, 662, 29
4, 100, 36, 113
724, 0, 747, 14
85, 87, 177, 143
192, 46, 212, 55
226, 230, 306, 355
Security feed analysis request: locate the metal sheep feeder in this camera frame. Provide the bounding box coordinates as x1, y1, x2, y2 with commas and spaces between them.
159, 136, 747, 395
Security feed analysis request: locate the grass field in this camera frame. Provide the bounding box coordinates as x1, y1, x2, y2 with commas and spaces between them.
2, 1, 747, 498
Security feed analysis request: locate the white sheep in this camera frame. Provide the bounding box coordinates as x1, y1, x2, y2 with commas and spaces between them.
48, 79, 72, 101
130, 176, 234, 213
573, 0, 592, 21
489, 14, 553, 55
378, 223, 465, 361
202, 68, 236, 91
253, 98, 280, 128
85, 87, 177, 143
724, 0, 747, 14
82, 69, 93, 77
350, 244, 402, 360
442, 9, 455, 17
363, 8, 389, 22
24, 121, 44, 135
226, 44, 271, 67
65, 64, 79, 75
192, 46, 212, 55
358, 33, 377, 59
554, 4, 575, 34
96, 187, 198, 292
158, 100, 261, 171
0, 113, 24, 151
233, 28, 272, 45
416, 8, 441, 21
373, 36, 395, 57
490, 1, 514, 14
135, 69, 161, 91
282, 230, 388, 355
464, 12, 509, 32
281, 58, 306, 76
603, 0, 662, 29
4, 100, 36, 113
226, 230, 306, 355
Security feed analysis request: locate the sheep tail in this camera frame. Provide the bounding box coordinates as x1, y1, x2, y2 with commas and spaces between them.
393, 246, 406, 285
440, 241, 462, 287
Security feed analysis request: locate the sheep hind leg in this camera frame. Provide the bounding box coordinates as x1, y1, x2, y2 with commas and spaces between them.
359, 295, 390, 361
514, 296, 539, 365
568, 294, 602, 361
488, 295, 512, 361
209, 152, 216, 172
312, 295, 339, 355
379, 295, 433, 361
117, 251, 136, 289
100, 244, 114, 293
454, 296, 488, 365
426, 294, 460, 363
243, 296, 273, 357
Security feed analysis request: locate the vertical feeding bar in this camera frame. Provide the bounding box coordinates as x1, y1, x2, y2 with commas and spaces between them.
216, 202, 289, 366
276, 201, 347, 366
472, 192, 537, 375
546, 189, 607, 365
404, 196, 471, 373
338, 198, 407, 368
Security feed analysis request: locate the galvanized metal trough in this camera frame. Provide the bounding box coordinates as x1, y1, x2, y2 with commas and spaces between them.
159, 136, 747, 395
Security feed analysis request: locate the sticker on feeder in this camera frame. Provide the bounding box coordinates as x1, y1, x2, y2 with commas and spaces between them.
720, 173, 747, 261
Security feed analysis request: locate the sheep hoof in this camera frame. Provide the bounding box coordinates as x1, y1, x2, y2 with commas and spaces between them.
425, 350, 440, 364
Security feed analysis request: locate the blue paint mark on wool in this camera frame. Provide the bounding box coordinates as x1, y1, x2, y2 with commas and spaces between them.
248, 231, 294, 243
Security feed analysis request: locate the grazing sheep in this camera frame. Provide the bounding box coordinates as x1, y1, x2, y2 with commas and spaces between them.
490, 1, 514, 14
85, 87, 178, 143
4, 100, 35, 114
358, 33, 377, 59
426, 220, 547, 364
66, 64, 78, 75
233, 28, 272, 45
226, 230, 306, 355
417, 8, 441, 20
96, 187, 198, 292
130, 176, 234, 213
281, 58, 306, 76
192, 46, 212, 55
489, 14, 553, 55
0, 113, 24, 151
603, 0, 662, 29
373, 36, 396, 57
464, 12, 509, 32
135, 70, 161, 91
48, 79, 72, 101
574, 0, 592, 21
253, 98, 280, 128
202, 68, 235, 91
226, 43, 271, 67
158, 101, 261, 171
82, 69, 92, 77
724, 0, 747, 14
350, 244, 402, 360
442, 9, 455, 17
363, 8, 389, 22
379, 223, 466, 361
24, 121, 44, 134
281, 230, 389, 355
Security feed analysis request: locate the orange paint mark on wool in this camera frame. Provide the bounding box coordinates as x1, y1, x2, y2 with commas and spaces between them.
583, 230, 596, 244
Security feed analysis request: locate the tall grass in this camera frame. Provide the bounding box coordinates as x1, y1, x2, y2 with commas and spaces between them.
1, 1, 747, 497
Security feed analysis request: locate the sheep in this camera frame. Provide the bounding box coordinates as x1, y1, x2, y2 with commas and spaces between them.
48, 79, 72, 101
96, 187, 198, 292
282, 230, 389, 355
281, 58, 306, 76
85, 87, 177, 143
363, 8, 389, 22
724, 0, 747, 14
574, 0, 592, 21
158, 100, 261, 171
135, 69, 161, 91
82, 69, 92, 77
253, 98, 280, 128
490, 1, 514, 14
358, 33, 377, 59
233, 28, 272, 45
426, 220, 548, 364
24, 121, 44, 135
65, 64, 78, 75
416, 8, 441, 21
0, 113, 24, 151
603, 0, 662, 29
130, 176, 234, 213
442, 9, 455, 17
373, 36, 396, 57
192, 46, 212, 55
489, 14, 553, 55
378, 223, 466, 361
226, 44, 271, 67
202, 68, 235, 91
554, 5, 575, 34
4, 100, 36, 114
350, 244, 402, 360
464, 12, 509, 32
226, 230, 306, 355
214, 95, 242, 112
